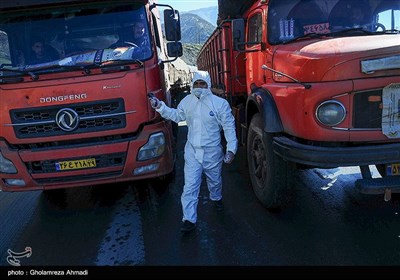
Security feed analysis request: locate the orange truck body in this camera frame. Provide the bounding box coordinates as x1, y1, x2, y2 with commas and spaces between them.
0, 0, 182, 191
199, 0, 400, 208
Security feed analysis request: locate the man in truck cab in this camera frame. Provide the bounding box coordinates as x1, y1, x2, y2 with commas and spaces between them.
109, 20, 151, 59
28, 36, 59, 65
110, 21, 150, 50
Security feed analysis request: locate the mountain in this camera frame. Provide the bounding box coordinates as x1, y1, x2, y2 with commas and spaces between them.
0, 32, 10, 64
180, 13, 215, 44
178, 13, 215, 66
181, 44, 202, 66
183, 6, 218, 26
161, 7, 217, 66
161, 12, 213, 66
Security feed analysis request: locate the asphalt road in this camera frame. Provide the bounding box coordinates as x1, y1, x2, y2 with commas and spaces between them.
1, 123, 400, 273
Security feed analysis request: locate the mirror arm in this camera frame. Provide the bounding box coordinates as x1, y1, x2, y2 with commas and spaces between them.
153, 3, 174, 11
162, 57, 178, 64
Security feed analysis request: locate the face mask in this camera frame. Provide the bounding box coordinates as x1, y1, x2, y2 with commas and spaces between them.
192, 88, 207, 98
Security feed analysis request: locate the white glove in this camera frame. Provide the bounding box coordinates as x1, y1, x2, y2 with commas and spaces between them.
223, 151, 235, 164
149, 96, 161, 109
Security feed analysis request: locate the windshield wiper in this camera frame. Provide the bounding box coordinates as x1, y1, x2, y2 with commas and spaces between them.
47, 64, 92, 74
383, 29, 400, 34
100, 58, 144, 68
23, 61, 93, 74
329, 27, 374, 36
0, 68, 38, 80
281, 26, 394, 44
282, 32, 326, 44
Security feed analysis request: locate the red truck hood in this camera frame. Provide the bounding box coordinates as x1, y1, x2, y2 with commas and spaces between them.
272, 35, 400, 82
0, 70, 150, 144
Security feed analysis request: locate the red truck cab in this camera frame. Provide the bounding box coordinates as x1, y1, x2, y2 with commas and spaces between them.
0, 0, 183, 192
199, 0, 400, 208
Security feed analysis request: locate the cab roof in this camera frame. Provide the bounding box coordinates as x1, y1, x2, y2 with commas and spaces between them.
0, 0, 149, 10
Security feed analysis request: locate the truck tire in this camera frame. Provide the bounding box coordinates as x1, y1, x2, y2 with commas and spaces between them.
247, 113, 288, 209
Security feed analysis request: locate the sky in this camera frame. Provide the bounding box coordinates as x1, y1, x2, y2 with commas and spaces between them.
157, 0, 218, 12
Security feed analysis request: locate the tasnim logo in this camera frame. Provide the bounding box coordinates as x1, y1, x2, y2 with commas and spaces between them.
6, 247, 32, 266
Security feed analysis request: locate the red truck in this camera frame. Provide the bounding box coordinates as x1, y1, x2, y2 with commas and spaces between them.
198, 0, 400, 208
0, 0, 184, 192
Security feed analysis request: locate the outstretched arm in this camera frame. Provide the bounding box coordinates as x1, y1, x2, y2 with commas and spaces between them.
156, 100, 186, 124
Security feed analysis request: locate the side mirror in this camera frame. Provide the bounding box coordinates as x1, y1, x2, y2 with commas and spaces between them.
167, 41, 183, 57
164, 9, 181, 41
232, 18, 245, 51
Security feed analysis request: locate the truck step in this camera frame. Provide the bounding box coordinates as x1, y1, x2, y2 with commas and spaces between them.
355, 176, 400, 194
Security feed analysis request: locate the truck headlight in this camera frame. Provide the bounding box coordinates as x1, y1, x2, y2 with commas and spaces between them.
316, 100, 346, 126
0, 151, 17, 174
137, 132, 166, 161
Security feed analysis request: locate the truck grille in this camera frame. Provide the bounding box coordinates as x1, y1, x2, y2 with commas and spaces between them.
10, 98, 126, 138
352, 89, 382, 129
26, 152, 126, 174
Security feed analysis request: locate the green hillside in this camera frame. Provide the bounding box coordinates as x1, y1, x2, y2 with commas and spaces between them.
182, 44, 202, 66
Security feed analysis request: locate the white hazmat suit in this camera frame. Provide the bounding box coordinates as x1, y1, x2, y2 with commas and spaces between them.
155, 70, 238, 224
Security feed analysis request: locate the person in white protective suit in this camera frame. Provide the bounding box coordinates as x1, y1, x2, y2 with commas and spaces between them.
149, 70, 238, 233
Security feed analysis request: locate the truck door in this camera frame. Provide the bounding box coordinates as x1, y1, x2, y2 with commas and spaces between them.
245, 9, 266, 90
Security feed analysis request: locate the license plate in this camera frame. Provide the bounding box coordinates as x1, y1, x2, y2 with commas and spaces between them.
387, 163, 400, 176
55, 158, 96, 171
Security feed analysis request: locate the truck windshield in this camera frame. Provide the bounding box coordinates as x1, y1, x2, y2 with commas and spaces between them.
0, 2, 153, 70
267, 0, 400, 45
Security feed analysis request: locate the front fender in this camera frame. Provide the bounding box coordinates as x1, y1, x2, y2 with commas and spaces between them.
246, 89, 283, 133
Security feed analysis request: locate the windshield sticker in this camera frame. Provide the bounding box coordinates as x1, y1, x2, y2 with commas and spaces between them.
279, 18, 295, 40
382, 83, 400, 139
303, 23, 330, 35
